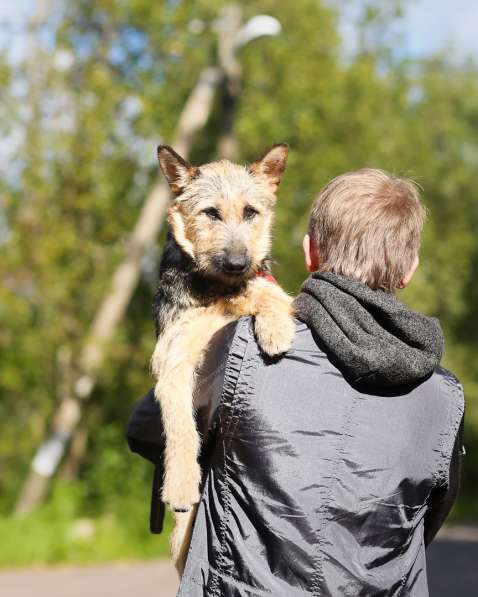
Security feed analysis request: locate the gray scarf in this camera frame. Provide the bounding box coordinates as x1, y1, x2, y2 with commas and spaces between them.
294, 272, 444, 388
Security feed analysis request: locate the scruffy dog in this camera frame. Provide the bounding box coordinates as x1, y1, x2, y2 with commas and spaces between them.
150, 143, 295, 572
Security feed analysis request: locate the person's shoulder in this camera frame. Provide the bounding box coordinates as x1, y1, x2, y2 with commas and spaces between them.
432, 365, 465, 409
428, 366, 465, 452
425, 366, 465, 485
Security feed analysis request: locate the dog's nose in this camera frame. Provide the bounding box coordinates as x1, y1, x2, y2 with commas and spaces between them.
223, 253, 250, 274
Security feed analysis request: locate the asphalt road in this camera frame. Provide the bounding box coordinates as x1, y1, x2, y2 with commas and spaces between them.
0, 560, 179, 597
1, 536, 476, 597
427, 538, 478, 597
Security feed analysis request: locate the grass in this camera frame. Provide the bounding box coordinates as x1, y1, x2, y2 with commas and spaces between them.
0, 482, 172, 568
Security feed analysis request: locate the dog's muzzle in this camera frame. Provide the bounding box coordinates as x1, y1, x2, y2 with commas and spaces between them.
215, 252, 252, 276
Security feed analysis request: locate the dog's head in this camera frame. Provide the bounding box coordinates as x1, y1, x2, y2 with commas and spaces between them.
157, 143, 288, 284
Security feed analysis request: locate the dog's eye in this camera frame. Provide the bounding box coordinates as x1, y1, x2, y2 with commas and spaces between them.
202, 207, 221, 220
243, 206, 259, 221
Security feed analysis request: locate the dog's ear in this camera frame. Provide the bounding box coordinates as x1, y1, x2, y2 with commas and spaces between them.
249, 143, 289, 192
157, 145, 198, 195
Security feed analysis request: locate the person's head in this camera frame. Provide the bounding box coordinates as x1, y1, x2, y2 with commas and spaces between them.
303, 168, 426, 292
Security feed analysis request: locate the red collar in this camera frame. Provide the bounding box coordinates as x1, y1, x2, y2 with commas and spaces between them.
256, 270, 278, 285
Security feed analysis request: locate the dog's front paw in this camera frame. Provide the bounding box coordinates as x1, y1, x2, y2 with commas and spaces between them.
255, 311, 295, 357
162, 463, 201, 512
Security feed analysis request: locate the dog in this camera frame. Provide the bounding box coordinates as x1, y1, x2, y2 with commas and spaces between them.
150, 143, 295, 573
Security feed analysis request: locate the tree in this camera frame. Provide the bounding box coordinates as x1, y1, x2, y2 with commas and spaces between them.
0, 0, 476, 555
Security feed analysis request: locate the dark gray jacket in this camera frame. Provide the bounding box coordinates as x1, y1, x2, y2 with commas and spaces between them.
127, 273, 465, 596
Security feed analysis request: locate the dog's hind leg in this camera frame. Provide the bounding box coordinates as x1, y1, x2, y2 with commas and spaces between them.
170, 505, 198, 576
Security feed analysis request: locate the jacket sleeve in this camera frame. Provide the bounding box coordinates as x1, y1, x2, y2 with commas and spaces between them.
125, 320, 239, 533
125, 389, 166, 533
126, 388, 164, 464
424, 414, 465, 547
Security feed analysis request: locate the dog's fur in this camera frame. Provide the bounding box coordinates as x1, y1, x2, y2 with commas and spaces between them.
150, 144, 295, 573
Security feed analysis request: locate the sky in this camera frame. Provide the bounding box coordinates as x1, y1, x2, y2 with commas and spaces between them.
404, 0, 478, 60
0, 0, 478, 62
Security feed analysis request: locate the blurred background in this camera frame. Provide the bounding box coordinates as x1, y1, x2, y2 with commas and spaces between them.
0, 0, 477, 595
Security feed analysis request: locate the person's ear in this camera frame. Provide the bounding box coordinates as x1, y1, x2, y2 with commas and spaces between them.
249, 143, 289, 193
157, 145, 198, 195
303, 234, 320, 272
399, 255, 419, 289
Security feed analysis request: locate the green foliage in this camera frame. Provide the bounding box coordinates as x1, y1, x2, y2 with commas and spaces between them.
0, 426, 171, 566
0, 479, 172, 566
0, 0, 477, 566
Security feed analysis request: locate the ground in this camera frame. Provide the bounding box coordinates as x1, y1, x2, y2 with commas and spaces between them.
427, 527, 478, 596
0, 560, 178, 597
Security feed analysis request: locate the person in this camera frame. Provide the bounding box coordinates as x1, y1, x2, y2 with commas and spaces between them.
127, 168, 465, 596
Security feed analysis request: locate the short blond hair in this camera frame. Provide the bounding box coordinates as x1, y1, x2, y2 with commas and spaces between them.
309, 169, 426, 291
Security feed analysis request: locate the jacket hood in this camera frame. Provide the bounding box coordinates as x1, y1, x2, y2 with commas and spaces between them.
293, 271, 444, 388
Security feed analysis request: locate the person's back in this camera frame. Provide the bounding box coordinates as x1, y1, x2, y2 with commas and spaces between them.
180, 313, 462, 595
127, 168, 464, 596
